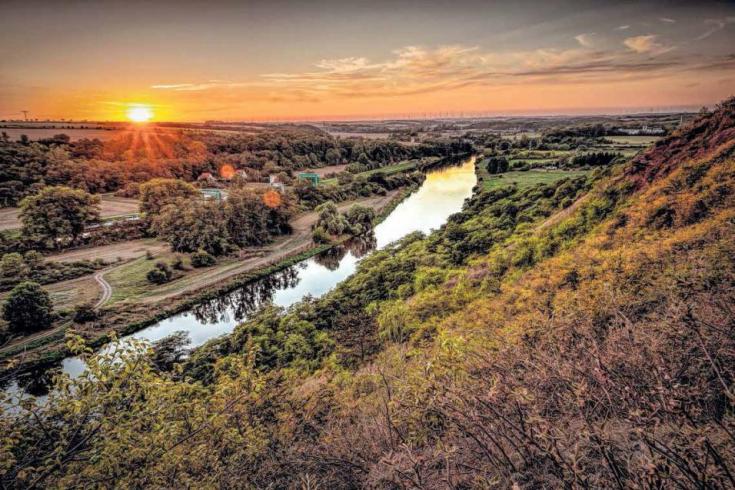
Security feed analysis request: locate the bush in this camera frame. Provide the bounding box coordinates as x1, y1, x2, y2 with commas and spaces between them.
23, 250, 44, 269
146, 261, 173, 284
172, 255, 185, 270
73, 304, 98, 323
191, 250, 216, 268
312, 227, 331, 244
2, 281, 53, 334
0, 252, 28, 278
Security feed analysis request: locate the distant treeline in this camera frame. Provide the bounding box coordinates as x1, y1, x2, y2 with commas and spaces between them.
0, 128, 473, 207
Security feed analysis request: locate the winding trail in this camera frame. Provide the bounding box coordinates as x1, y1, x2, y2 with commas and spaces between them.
94, 271, 113, 308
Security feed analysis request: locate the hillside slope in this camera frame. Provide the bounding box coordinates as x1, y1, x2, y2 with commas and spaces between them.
278, 99, 735, 488
1, 100, 734, 488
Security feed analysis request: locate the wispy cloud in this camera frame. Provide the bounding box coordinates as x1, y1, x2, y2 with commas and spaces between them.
616, 25, 630, 30
151, 80, 251, 91
574, 33, 595, 48
696, 17, 735, 41
257, 43, 691, 98
659, 17, 676, 24
623, 35, 674, 55
150, 39, 732, 103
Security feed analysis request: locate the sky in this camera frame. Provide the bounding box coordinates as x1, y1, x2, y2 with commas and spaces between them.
1, 0, 734, 121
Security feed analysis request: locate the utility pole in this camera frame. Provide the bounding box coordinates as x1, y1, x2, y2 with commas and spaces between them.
21, 110, 29, 121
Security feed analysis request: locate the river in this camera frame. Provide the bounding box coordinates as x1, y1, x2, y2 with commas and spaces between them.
3, 156, 477, 400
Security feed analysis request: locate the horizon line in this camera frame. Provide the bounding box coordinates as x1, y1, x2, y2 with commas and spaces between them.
0, 103, 709, 126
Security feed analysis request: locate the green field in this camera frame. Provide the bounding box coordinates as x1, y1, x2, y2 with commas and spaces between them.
322, 159, 420, 185
606, 135, 660, 145
479, 169, 591, 190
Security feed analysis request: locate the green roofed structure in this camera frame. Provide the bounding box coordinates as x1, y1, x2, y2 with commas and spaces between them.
297, 172, 320, 187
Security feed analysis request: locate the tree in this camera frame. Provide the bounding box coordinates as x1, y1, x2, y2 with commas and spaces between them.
139, 178, 198, 216
152, 199, 231, 255
325, 148, 341, 165
0, 253, 28, 278
314, 201, 349, 236
344, 204, 376, 235
485, 156, 509, 174
2, 281, 53, 334
224, 188, 291, 248
19, 186, 100, 249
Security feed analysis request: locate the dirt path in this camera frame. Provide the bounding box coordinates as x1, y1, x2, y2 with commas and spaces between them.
94, 271, 113, 308
136, 190, 401, 304
0, 190, 406, 358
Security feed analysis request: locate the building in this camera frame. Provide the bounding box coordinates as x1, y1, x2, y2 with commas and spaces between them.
297, 172, 320, 187
268, 174, 286, 191
199, 188, 227, 201
197, 171, 217, 183
618, 126, 666, 136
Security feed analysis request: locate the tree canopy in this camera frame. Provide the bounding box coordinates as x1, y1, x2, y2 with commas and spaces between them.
2, 281, 53, 334
19, 186, 100, 249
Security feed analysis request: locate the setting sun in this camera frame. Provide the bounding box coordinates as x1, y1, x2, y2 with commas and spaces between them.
126, 105, 153, 122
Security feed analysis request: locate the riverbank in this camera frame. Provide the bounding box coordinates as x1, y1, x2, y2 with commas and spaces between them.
0, 184, 420, 378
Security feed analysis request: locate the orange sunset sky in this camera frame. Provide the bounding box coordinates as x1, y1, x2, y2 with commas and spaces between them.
1, 0, 734, 121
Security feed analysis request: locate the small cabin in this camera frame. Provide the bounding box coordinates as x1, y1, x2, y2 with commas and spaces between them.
197, 171, 217, 183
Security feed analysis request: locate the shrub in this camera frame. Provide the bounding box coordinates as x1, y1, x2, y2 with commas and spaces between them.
312, 227, 331, 244
172, 255, 185, 270
23, 250, 44, 269
73, 304, 98, 323
2, 281, 53, 334
191, 250, 216, 268
0, 252, 28, 278
146, 261, 173, 284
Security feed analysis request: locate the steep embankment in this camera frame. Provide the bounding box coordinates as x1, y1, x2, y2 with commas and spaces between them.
281, 100, 735, 488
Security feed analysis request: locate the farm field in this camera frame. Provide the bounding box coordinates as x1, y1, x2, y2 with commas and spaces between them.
0, 194, 139, 231
606, 135, 661, 145
479, 169, 591, 190
0, 128, 126, 141
321, 159, 422, 185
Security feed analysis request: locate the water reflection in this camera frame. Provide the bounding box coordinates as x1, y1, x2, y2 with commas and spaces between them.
3, 156, 477, 401
190, 266, 301, 325
313, 234, 377, 270
1, 366, 57, 398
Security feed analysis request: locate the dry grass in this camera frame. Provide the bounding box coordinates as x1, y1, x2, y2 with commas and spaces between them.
45, 238, 168, 264
0, 194, 140, 231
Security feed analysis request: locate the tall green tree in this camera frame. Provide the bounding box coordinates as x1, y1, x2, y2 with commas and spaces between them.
224, 188, 291, 247
19, 186, 100, 249
2, 281, 53, 334
152, 198, 231, 255
139, 178, 198, 216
